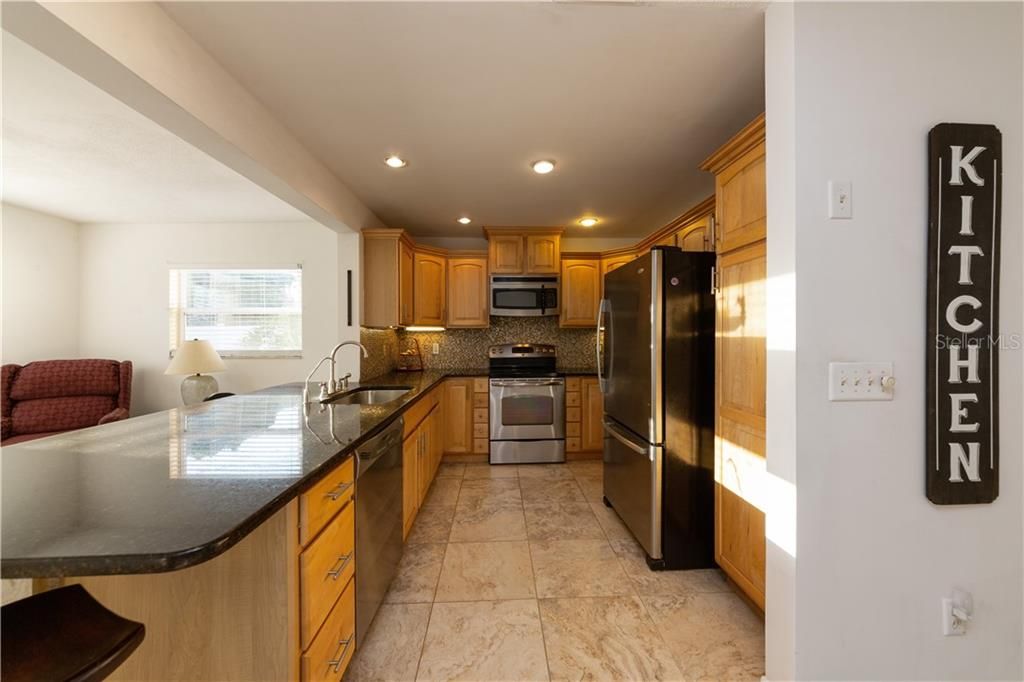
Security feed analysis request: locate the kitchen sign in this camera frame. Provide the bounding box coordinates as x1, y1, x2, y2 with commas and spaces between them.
927, 123, 1002, 505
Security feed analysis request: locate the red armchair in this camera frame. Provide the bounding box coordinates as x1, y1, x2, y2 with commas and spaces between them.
1, 359, 133, 446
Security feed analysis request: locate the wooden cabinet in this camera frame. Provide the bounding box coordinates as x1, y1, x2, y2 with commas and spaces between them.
526, 233, 561, 274
402, 433, 419, 538
485, 229, 563, 275
447, 257, 489, 328
442, 378, 473, 454
701, 113, 767, 611
676, 215, 714, 252
560, 258, 601, 327
413, 250, 446, 326
581, 377, 603, 452
362, 230, 416, 328
601, 253, 635, 277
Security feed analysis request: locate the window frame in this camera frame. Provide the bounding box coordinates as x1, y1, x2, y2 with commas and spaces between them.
169, 264, 304, 360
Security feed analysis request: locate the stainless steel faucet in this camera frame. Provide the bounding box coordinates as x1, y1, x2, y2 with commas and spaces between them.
329, 341, 369, 393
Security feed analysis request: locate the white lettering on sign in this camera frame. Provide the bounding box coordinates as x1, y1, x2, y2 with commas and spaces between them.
949, 145, 986, 186
959, 195, 975, 235
949, 442, 982, 482
945, 294, 983, 333
949, 393, 980, 433
948, 344, 981, 384
947, 245, 984, 285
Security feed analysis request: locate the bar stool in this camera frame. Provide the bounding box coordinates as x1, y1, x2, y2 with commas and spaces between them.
1, 584, 145, 681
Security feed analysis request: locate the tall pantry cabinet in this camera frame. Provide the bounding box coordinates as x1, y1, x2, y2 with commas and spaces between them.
700, 114, 767, 611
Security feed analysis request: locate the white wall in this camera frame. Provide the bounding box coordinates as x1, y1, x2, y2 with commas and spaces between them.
0, 203, 80, 364
766, 3, 1023, 680
78, 221, 358, 415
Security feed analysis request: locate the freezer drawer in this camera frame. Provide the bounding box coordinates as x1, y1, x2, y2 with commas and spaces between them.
602, 417, 662, 560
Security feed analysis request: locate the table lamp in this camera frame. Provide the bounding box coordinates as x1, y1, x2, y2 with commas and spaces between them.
165, 339, 227, 405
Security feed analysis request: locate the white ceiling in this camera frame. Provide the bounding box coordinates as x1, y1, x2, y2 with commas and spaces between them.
1, 31, 307, 225
162, 2, 765, 239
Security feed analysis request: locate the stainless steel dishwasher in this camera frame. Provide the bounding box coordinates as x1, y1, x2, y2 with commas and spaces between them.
354, 417, 404, 643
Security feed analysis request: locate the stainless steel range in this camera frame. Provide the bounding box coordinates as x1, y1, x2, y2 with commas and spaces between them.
488, 344, 565, 464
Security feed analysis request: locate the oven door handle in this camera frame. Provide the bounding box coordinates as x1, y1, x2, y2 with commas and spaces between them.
490, 380, 563, 387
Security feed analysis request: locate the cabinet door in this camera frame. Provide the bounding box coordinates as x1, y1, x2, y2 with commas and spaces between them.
416, 428, 431, 506
447, 257, 489, 327
413, 252, 446, 326
489, 235, 524, 274
402, 433, 419, 538
601, 255, 634, 277
442, 379, 472, 454
715, 240, 767, 609
526, 234, 560, 274
677, 216, 712, 252
716, 142, 766, 252
400, 241, 415, 326
560, 258, 600, 327
580, 377, 604, 452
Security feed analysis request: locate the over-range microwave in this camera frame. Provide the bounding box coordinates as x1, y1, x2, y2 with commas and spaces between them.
490, 275, 559, 317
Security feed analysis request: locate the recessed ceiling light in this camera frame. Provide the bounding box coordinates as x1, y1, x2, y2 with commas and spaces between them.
457, 216, 472, 225
384, 155, 407, 168
532, 160, 556, 175
578, 217, 599, 227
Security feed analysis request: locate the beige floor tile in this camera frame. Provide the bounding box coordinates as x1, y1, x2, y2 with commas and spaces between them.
517, 463, 576, 480
530, 539, 634, 598
385, 543, 446, 604
567, 461, 603, 478
539, 596, 682, 682
610, 538, 731, 596
523, 502, 605, 541
435, 462, 466, 479
416, 600, 549, 682
421, 478, 462, 508
406, 505, 455, 545
449, 501, 528, 543
575, 475, 604, 504
642, 592, 764, 681
344, 603, 432, 682
434, 541, 536, 602
519, 477, 586, 504
456, 477, 522, 507
464, 463, 519, 479
589, 502, 635, 541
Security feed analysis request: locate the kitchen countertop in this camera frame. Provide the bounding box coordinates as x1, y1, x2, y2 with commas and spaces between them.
0, 369, 463, 579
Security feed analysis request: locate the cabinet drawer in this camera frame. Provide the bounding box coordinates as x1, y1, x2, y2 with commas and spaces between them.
473, 423, 489, 439
473, 393, 489, 408
301, 575, 356, 682
473, 408, 489, 424
566, 377, 581, 392
566, 422, 581, 438
473, 378, 488, 393
299, 457, 355, 546
473, 438, 489, 454
300, 500, 355, 650
567, 437, 581, 452
566, 392, 581, 408
566, 407, 581, 423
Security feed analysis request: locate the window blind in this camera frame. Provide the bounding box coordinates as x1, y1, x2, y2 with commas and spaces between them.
169, 267, 302, 356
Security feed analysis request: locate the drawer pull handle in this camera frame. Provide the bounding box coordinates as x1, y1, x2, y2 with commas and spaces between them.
327, 636, 354, 673
326, 553, 353, 580
324, 481, 354, 501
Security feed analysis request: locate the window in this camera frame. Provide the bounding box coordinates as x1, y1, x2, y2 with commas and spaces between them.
169, 267, 302, 357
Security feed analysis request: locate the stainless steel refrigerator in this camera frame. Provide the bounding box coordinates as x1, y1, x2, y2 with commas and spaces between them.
598, 246, 716, 570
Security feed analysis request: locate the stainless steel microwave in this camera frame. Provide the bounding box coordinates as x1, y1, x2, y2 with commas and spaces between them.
489, 275, 559, 317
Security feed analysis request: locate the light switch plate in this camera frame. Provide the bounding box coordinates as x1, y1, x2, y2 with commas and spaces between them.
828, 180, 852, 219
828, 362, 894, 401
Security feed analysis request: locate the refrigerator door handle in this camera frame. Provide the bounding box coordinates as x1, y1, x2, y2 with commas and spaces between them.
596, 298, 609, 393
603, 419, 649, 456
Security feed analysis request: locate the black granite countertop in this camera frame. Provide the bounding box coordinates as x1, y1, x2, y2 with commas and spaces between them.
1, 370, 466, 579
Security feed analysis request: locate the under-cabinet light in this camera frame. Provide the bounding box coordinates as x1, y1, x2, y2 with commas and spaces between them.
404, 326, 446, 332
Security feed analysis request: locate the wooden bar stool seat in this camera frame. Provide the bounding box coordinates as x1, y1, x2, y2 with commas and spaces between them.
1, 584, 145, 682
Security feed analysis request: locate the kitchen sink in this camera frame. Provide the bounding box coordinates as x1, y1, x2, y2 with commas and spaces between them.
325, 386, 412, 405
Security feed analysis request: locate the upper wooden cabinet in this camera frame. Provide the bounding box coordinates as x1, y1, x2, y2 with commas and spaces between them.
560, 257, 601, 327
600, 252, 635, 277
676, 214, 714, 252
362, 230, 416, 328
447, 256, 489, 328
485, 228, 563, 275
701, 114, 766, 253
413, 250, 446, 326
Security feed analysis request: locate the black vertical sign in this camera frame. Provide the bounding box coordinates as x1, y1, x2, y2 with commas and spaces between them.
927, 123, 1001, 505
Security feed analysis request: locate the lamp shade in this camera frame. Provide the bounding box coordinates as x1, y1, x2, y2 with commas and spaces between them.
165, 339, 227, 375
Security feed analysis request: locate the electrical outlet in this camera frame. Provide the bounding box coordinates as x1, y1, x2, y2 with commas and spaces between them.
828, 362, 895, 401
431, 342, 439, 355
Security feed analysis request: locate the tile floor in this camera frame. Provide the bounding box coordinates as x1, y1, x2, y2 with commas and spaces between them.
344, 462, 764, 682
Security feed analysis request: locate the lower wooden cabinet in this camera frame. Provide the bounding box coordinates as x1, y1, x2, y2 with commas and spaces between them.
442, 379, 473, 454
565, 376, 602, 457
299, 501, 354, 650
300, 575, 355, 682
402, 434, 419, 539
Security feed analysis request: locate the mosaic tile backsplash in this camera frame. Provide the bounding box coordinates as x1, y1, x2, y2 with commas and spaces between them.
359, 327, 400, 379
